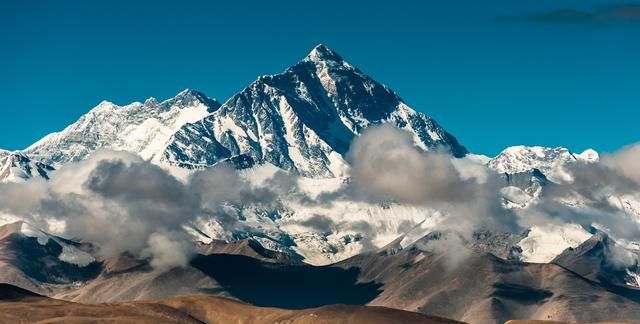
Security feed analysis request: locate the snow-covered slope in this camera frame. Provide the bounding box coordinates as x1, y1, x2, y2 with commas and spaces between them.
24, 89, 221, 165
162, 45, 467, 177
182, 164, 443, 265
518, 224, 593, 263
487, 145, 598, 182
0, 149, 54, 183
501, 168, 549, 197
487, 146, 640, 265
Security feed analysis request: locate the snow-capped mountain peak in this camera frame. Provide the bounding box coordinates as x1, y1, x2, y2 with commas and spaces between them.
0, 149, 54, 183
143, 97, 159, 106
22, 46, 465, 178
160, 88, 221, 113
305, 44, 345, 64
487, 145, 598, 182
24, 89, 221, 165
161, 45, 467, 177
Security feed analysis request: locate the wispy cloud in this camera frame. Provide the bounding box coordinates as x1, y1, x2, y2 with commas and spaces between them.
499, 4, 640, 25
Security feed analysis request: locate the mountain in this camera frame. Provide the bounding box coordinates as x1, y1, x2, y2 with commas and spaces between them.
160, 44, 467, 177
56, 239, 306, 303
336, 241, 640, 324
0, 221, 100, 294
0, 222, 226, 302
0, 284, 464, 324
182, 164, 445, 266
22, 45, 466, 178
4, 44, 639, 323
552, 231, 640, 289
12, 44, 472, 267
490, 146, 640, 265
1, 220, 638, 323
488, 146, 598, 182
23, 89, 221, 166
0, 150, 54, 183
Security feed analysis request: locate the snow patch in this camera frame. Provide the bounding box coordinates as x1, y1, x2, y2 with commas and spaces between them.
518, 224, 592, 263
58, 245, 96, 267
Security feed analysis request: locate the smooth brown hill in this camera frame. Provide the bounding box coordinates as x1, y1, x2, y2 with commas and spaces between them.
0, 283, 464, 324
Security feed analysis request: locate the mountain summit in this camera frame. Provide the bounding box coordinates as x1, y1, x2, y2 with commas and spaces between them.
305, 44, 344, 63
162, 45, 467, 177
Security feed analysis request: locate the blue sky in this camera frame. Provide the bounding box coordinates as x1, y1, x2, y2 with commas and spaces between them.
1, 0, 639, 155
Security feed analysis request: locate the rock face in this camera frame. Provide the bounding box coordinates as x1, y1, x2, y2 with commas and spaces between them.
162, 45, 466, 177
23, 89, 221, 166
0, 150, 54, 183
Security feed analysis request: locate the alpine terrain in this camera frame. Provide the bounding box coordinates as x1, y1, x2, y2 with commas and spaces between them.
0, 45, 639, 324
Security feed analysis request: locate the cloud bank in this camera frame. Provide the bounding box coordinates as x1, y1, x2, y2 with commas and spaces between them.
0, 126, 639, 272
0, 150, 280, 270
346, 125, 640, 269
347, 125, 520, 235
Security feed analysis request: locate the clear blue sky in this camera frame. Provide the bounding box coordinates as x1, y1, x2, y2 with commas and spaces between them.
2, 0, 639, 155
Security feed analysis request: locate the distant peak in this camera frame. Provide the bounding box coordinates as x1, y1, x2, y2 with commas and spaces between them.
305, 44, 344, 63
176, 88, 196, 96
162, 89, 221, 111
84, 100, 119, 114
96, 100, 115, 107
143, 97, 158, 106
501, 145, 569, 154
312, 43, 330, 52
174, 88, 213, 100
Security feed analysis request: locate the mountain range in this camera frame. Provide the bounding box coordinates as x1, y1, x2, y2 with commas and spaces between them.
20, 45, 465, 179
0, 44, 638, 324
1, 220, 639, 323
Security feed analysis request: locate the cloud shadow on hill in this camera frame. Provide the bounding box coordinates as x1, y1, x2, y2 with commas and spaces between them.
191, 253, 383, 309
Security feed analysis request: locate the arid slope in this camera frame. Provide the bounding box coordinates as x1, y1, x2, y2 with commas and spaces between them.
0, 283, 464, 324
